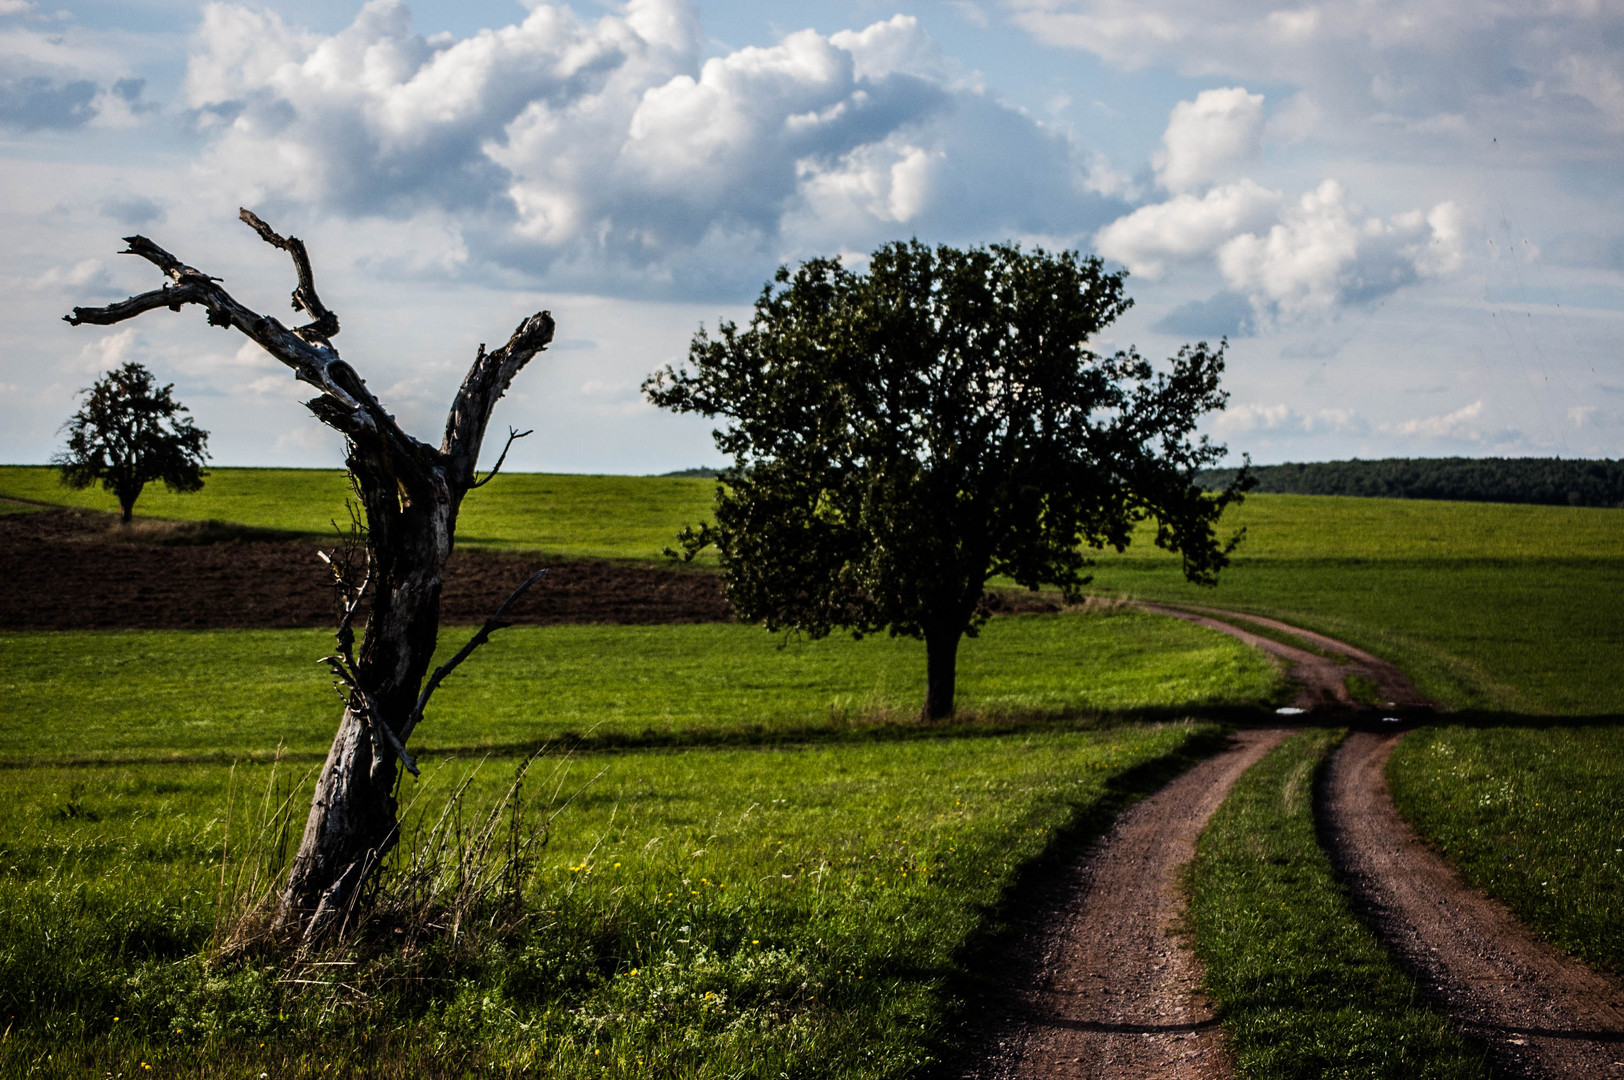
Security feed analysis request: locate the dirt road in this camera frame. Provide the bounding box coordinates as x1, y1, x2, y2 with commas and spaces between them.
1136, 603, 1430, 712
1323, 730, 1624, 1079
967, 727, 1291, 1080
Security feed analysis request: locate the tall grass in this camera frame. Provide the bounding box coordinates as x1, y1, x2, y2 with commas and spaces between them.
0, 724, 1210, 1077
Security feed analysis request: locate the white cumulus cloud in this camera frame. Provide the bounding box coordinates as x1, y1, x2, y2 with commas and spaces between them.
1154, 86, 1263, 194
1095, 178, 1280, 278
1217, 181, 1464, 316
181, 1, 1115, 295
1095, 88, 1465, 316
1383, 399, 1484, 440
1213, 401, 1367, 436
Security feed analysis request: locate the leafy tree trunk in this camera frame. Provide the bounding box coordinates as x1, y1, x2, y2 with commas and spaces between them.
66, 210, 555, 944
923, 623, 961, 721
116, 474, 139, 524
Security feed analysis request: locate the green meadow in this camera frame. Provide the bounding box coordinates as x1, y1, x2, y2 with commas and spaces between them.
6, 464, 1616, 712
0, 611, 1279, 765
1085, 492, 1622, 716
3, 463, 1622, 1074
0, 465, 716, 561
0, 706, 1220, 1075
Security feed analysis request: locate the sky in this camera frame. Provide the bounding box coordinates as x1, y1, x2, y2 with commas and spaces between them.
2, 0, 1621, 473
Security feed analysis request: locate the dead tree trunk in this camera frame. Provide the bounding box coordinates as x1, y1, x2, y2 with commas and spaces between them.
66, 210, 555, 942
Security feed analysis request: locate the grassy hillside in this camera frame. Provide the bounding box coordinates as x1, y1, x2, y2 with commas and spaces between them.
5, 462, 1619, 1073
0, 465, 717, 561
1086, 495, 1620, 716
0, 724, 1212, 1078
7, 466, 1616, 563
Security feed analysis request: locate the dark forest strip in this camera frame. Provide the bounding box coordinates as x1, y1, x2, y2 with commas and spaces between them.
1197, 457, 1624, 507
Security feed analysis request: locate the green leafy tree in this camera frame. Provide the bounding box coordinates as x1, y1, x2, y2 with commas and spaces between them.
644, 240, 1251, 719
54, 361, 211, 524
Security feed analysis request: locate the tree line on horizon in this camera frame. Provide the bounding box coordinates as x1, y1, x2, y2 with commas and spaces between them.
1197, 457, 1624, 508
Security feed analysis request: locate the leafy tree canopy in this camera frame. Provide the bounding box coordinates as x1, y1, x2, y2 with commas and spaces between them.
54, 361, 210, 523
644, 240, 1249, 718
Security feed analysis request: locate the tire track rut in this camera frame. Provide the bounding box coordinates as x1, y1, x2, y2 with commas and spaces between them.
1152, 602, 1624, 1077
968, 726, 1291, 1079
1323, 730, 1624, 1078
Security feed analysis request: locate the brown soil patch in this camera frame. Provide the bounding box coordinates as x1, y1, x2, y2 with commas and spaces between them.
1323, 731, 1624, 1079
965, 727, 1291, 1080
0, 508, 1072, 632
0, 508, 730, 631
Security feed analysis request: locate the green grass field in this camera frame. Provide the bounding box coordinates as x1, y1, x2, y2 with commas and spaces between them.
0, 465, 717, 561
0, 720, 1216, 1077
1189, 729, 1487, 1079
7, 464, 1617, 713
6, 463, 1622, 1072
1388, 722, 1624, 974
1085, 495, 1622, 716
0, 595, 1277, 1073
0, 611, 1281, 765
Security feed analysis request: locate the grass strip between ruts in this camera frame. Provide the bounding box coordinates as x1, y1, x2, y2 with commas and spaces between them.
1188, 728, 1490, 1079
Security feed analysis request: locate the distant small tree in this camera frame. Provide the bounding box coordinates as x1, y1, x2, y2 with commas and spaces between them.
644, 240, 1250, 720
54, 361, 211, 524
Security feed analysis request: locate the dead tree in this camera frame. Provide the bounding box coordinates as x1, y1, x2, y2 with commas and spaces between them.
66, 210, 555, 942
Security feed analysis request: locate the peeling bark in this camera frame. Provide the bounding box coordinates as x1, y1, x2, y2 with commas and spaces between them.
66, 211, 555, 942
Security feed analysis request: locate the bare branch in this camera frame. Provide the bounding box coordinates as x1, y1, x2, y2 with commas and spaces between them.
401, 567, 548, 744
442, 313, 555, 490
320, 523, 370, 668
239, 208, 340, 342
469, 426, 533, 489
319, 654, 357, 688
62, 223, 427, 462
66, 233, 356, 402
63, 281, 214, 326
335, 562, 369, 666
317, 655, 418, 777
